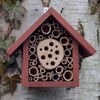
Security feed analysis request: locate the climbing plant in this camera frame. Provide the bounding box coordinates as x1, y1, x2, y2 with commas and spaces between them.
88, 0, 100, 16
0, 0, 27, 96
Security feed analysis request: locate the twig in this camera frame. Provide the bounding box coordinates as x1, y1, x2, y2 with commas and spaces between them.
77, 20, 85, 38
97, 29, 99, 44
4, 20, 14, 40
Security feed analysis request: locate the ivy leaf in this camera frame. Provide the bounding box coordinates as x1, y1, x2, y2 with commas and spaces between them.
7, 3, 27, 20
14, 19, 21, 30
90, 3, 98, 15
0, 62, 5, 77
0, 36, 16, 49
4, 74, 21, 95
10, 74, 21, 95
4, 36, 16, 49
0, 48, 10, 63
14, 4, 27, 18
11, 74, 21, 83
77, 20, 85, 37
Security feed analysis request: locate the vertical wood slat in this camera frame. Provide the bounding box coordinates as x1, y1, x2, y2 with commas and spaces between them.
22, 39, 29, 86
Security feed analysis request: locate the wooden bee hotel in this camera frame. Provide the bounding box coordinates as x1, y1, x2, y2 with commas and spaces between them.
7, 7, 96, 87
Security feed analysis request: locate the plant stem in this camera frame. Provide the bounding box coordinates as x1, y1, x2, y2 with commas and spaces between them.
4, 21, 13, 40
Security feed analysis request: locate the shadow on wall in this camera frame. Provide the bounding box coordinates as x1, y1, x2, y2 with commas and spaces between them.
26, 87, 68, 100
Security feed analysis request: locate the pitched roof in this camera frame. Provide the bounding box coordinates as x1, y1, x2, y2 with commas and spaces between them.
6, 7, 96, 58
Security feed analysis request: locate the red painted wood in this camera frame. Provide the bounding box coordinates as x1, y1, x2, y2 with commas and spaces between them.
22, 39, 79, 87
22, 40, 29, 86
6, 11, 51, 56
23, 81, 77, 87
49, 8, 96, 57
6, 7, 96, 58
73, 39, 79, 86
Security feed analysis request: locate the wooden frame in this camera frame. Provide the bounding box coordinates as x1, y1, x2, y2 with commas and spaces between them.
22, 39, 79, 87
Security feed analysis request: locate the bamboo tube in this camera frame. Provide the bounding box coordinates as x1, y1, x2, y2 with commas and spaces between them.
66, 44, 73, 50
55, 66, 64, 74
52, 74, 60, 81
29, 66, 39, 77
63, 70, 73, 81
29, 77, 33, 81
41, 23, 51, 35
48, 34, 53, 38
46, 71, 54, 80
39, 35, 44, 41
40, 67, 46, 74
61, 59, 68, 65
64, 66, 68, 70
68, 63, 73, 69
67, 57, 73, 64
36, 38, 40, 44
47, 17, 54, 25
34, 76, 39, 81
60, 37, 69, 46
35, 32, 39, 37
32, 60, 37, 65
29, 54, 37, 61
52, 29, 61, 38
42, 75, 48, 81
64, 50, 71, 57
29, 46, 36, 54
53, 23, 59, 28
29, 36, 36, 43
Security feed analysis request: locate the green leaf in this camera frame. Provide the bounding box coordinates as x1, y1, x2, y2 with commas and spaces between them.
0, 36, 15, 49
90, 3, 98, 15
10, 74, 21, 95
10, 80, 17, 95
4, 74, 21, 95
0, 48, 9, 63
4, 36, 16, 49
0, 63, 5, 77
14, 19, 21, 30
11, 74, 21, 83
7, 4, 27, 20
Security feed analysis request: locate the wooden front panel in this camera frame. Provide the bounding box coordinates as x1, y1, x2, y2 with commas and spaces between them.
22, 16, 79, 87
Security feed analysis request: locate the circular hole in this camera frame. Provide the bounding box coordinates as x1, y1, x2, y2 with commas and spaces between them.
48, 18, 54, 24
53, 74, 59, 80
30, 48, 35, 52
61, 38, 67, 44
55, 57, 58, 60
44, 46, 49, 51
67, 45, 71, 49
65, 71, 72, 79
51, 61, 55, 66
57, 67, 61, 72
50, 49, 53, 52
40, 48, 42, 51
30, 36, 35, 41
60, 37, 69, 45
30, 54, 36, 60
49, 42, 54, 46
46, 62, 49, 65
53, 30, 59, 36
30, 68, 37, 75
48, 54, 52, 58
41, 55, 45, 60
42, 24, 50, 33
55, 45, 58, 48
65, 50, 70, 56
55, 50, 59, 55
